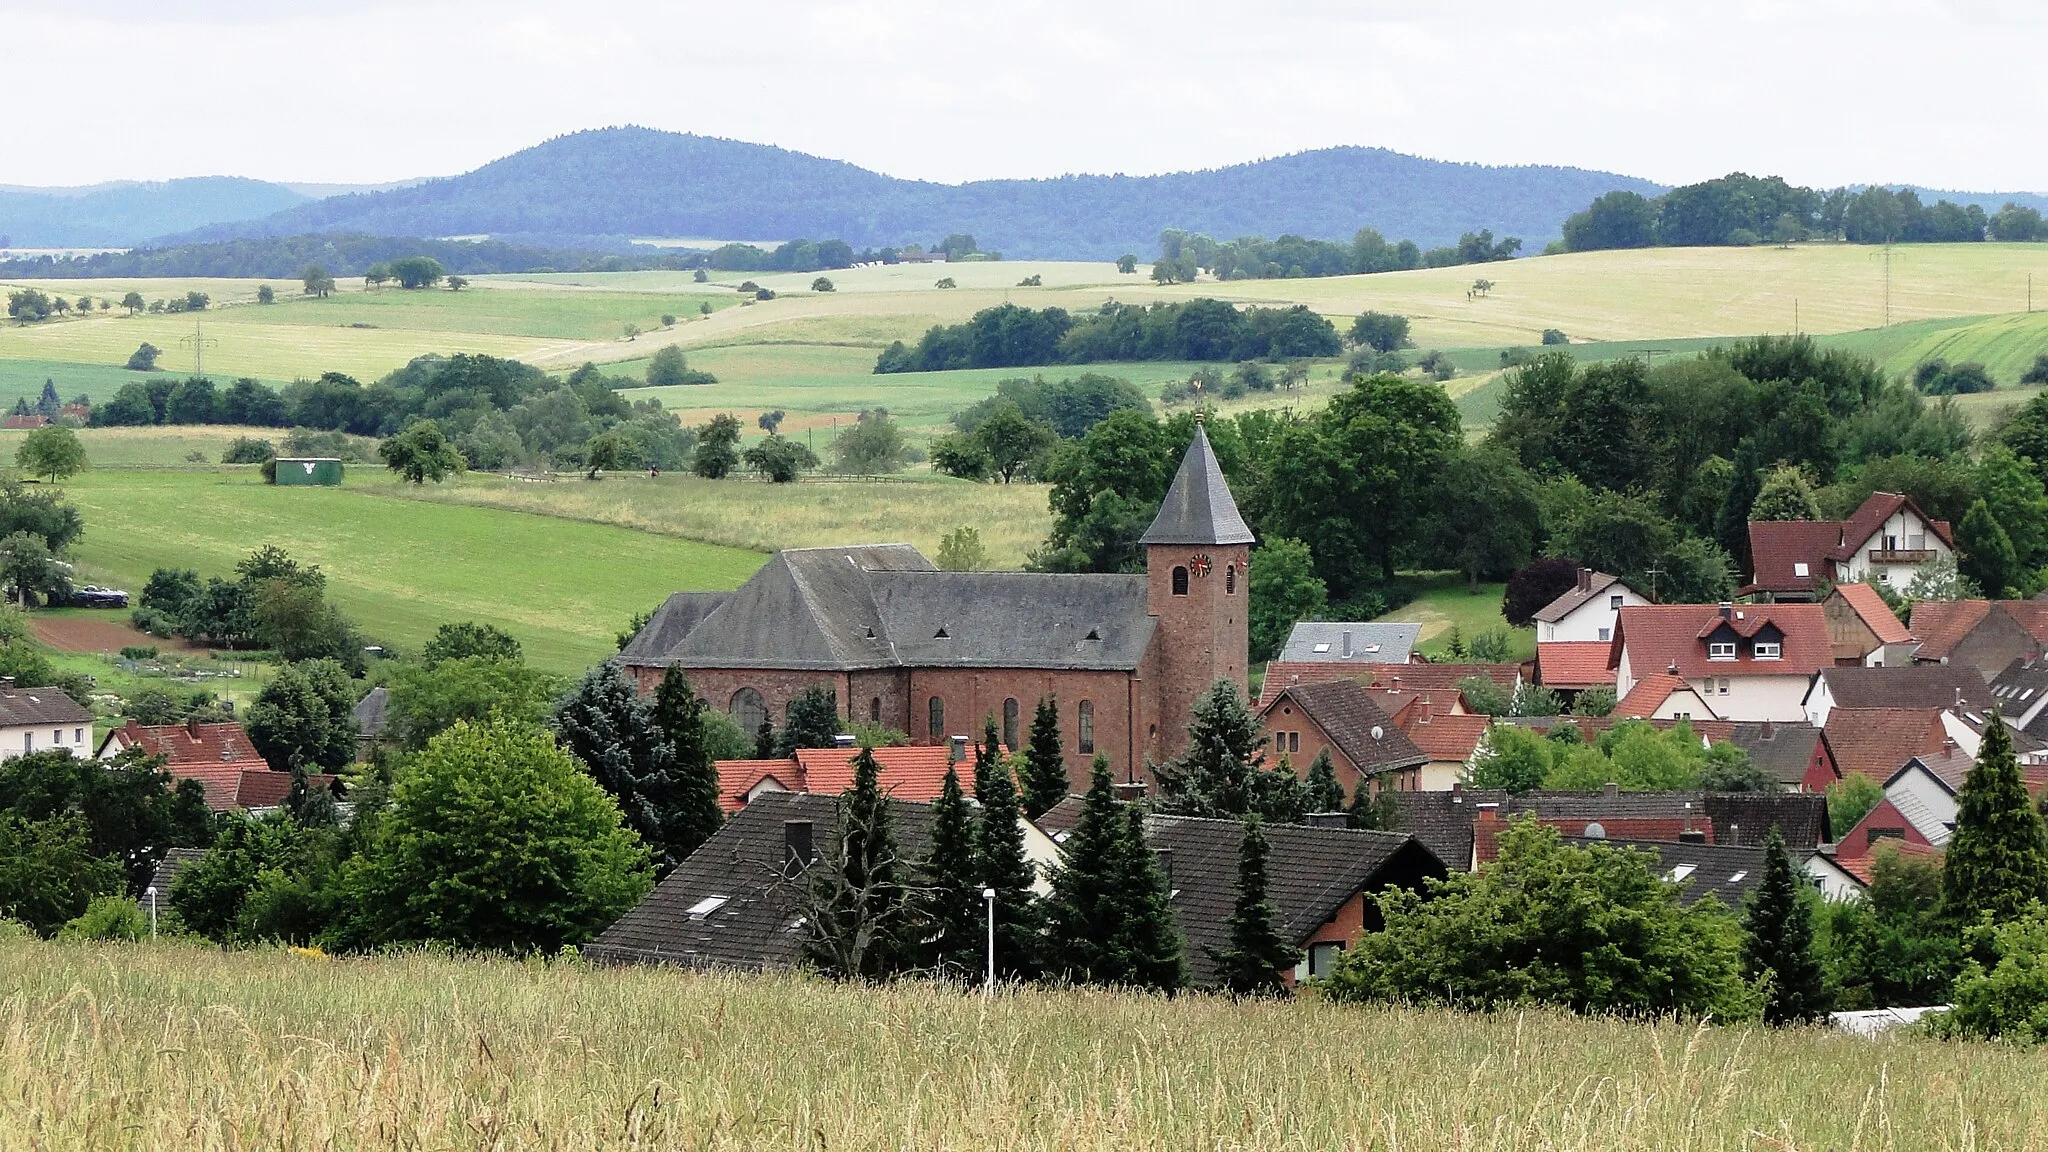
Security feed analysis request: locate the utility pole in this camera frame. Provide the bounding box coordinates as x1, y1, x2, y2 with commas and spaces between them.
179, 317, 218, 376
982, 886, 996, 997
1644, 563, 1668, 604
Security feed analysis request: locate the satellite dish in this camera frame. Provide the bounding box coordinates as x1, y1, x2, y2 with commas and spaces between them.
1370, 725, 1385, 740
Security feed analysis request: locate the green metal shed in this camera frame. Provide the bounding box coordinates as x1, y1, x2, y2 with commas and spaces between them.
275, 457, 344, 486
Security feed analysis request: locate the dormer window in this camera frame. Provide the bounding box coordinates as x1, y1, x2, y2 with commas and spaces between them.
1709, 641, 1737, 660
1754, 641, 1781, 660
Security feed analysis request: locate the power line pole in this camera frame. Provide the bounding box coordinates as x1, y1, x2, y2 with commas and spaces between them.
179, 317, 218, 376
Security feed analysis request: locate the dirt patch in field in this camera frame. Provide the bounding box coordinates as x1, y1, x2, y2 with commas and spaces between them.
31, 616, 201, 656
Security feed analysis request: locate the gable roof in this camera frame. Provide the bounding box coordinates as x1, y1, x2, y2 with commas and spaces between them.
1832, 492, 1952, 558
1820, 665, 1988, 712
1537, 641, 1617, 689
1389, 789, 1829, 872
147, 847, 206, 898
1832, 840, 1943, 886
1615, 671, 1693, 718
102, 719, 265, 770
1747, 519, 1849, 594
1532, 570, 1624, 624
617, 591, 729, 661
1822, 708, 1951, 783
1393, 709, 1492, 762
352, 686, 389, 740
1145, 814, 1445, 985
1565, 837, 1771, 907
712, 746, 961, 813
1615, 603, 1831, 680
1726, 722, 1825, 787
1989, 655, 2048, 718
0, 687, 91, 727
1831, 583, 1912, 645
1277, 622, 1421, 664
1260, 681, 1427, 777
1906, 599, 1993, 660
1138, 425, 1255, 546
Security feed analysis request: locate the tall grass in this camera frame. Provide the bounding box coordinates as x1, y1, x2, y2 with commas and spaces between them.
2, 937, 2041, 1149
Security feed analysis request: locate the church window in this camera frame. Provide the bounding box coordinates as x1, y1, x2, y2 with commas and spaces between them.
1171, 566, 1189, 596
1003, 698, 1020, 749
1225, 565, 1236, 595
928, 696, 944, 740
869, 697, 881, 724
731, 688, 766, 738
1078, 700, 1095, 753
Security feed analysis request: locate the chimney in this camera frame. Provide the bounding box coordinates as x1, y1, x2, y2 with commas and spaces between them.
1603, 782, 1619, 798
832, 734, 855, 749
1305, 812, 1349, 828
1341, 630, 1353, 659
1719, 603, 1733, 620
949, 734, 969, 763
1392, 676, 1402, 692
1678, 828, 1707, 844
1578, 567, 1592, 592
185, 715, 202, 739
784, 820, 815, 869
1113, 781, 1150, 803
1760, 720, 1775, 739
1450, 782, 1463, 794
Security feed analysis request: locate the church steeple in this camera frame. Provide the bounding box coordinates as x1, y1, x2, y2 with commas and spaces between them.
1140, 423, 1255, 546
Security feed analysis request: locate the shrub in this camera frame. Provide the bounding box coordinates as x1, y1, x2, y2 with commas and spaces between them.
117, 645, 157, 661
1541, 328, 1569, 345
58, 895, 148, 942
221, 437, 275, 465
1926, 905, 2048, 1043
811, 277, 835, 292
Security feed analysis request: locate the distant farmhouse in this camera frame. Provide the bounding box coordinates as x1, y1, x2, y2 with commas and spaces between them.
621, 428, 1251, 790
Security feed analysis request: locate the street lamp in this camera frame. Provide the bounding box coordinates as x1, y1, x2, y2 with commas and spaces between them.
144, 886, 157, 939
981, 886, 997, 996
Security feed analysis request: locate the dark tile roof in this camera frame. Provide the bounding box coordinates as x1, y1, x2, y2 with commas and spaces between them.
586, 791, 942, 970
623, 544, 1157, 672
1145, 814, 1445, 985
1820, 665, 1988, 711
1566, 837, 1770, 907
1746, 519, 1848, 594
1532, 570, 1622, 624
1990, 656, 2048, 715
1138, 425, 1255, 546
1262, 680, 1426, 777
1389, 788, 1829, 871
1822, 708, 1953, 783
1832, 492, 1952, 558
147, 847, 206, 898
617, 591, 729, 661
1277, 622, 1420, 663
352, 686, 389, 740
1726, 722, 1823, 786
0, 687, 92, 727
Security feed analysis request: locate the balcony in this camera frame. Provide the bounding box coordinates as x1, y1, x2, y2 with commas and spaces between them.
1868, 549, 1935, 564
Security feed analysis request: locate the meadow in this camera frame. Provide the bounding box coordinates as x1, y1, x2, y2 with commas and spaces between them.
2, 937, 2041, 1151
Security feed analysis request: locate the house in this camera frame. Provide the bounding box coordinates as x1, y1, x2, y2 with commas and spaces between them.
1907, 599, 2048, 681
1744, 492, 1955, 601
1804, 664, 1989, 728
1275, 622, 1421, 665
352, 686, 390, 761
620, 428, 1252, 792
1610, 602, 1831, 723
1389, 787, 1830, 872
1821, 584, 1917, 666
1533, 569, 1648, 642
95, 717, 334, 812
1835, 748, 2048, 862
1987, 655, 2048, 743
1820, 708, 1952, 784
1535, 641, 1616, 694
1727, 722, 1835, 792
711, 744, 961, 813
0, 687, 94, 759
1257, 680, 1428, 798
0, 415, 49, 430
1254, 660, 1519, 709
145, 847, 206, 904
1613, 671, 1718, 720
1565, 836, 1773, 907
1385, 695, 1493, 790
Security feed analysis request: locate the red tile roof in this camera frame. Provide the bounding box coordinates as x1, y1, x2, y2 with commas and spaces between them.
1832, 583, 1912, 645
1615, 603, 1831, 680
1822, 708, 1950, 783
1537, 642, 1616, 689
1747, 520, 1848, 594
713, 746, 960, 813
1614, 672, 1691, 719
104, 719, 266, 770
1258, 661, 1518, 708
1834, 840, 1943, 884
1832, 492, 1952, 560
1394, 711, 1492, 762
232, 769, 338, 811
1907, 600, 1991, 660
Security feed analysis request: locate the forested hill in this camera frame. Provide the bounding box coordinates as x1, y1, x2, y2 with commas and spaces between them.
177, 127, 1665, 258
0, 178, 313, 247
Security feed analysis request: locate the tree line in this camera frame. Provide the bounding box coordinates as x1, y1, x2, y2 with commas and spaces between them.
874, 300, 1342, 374
1561, 172, 2047, 251
1150, 226, 1521, 284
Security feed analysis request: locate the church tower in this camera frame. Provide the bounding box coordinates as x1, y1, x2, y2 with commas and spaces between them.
1141, 423, 1253, 763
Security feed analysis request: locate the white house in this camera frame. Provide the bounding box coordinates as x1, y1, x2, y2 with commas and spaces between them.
1802, 664, 1990, 729
1746, 492, 1954, 601
0, 687, 93, 760
1533, 569, 1649, 643
1610, 603, 1832, 723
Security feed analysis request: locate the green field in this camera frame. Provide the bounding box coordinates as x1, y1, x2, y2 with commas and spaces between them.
52, 468, 764, 672
3, 938, 2040, 1149
1373, 575, 1530, 661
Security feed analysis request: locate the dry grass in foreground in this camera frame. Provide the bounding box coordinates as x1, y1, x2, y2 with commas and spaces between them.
380, 471, 1055, 567
3, 938, 2044, 1151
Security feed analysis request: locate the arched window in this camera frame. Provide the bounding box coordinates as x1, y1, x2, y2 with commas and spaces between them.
1003, 698, 1020, 749
928, 696, 945, 740
1225, 565, 1236, 595
1077, 700, 1095, 754
1171, 566, 1190, 596
731, 688, 766, 740
869, 696, 882, 724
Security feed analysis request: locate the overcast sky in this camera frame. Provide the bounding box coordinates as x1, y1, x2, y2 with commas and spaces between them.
5, 0, 2044, 192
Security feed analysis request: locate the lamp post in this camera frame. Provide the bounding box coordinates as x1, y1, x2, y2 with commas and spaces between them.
144, 886, 157, 939
981, 886, 996, 997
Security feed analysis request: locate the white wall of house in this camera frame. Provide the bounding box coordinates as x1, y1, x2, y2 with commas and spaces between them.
1804, 677, 1839, 729
1691, 674, 1811, 723
1539, 584, 1649, 643
1420, 761, 1467, 791
1885, 767, 1956, 846
0, 723, 88, 760
1836, 509, 1952, 588
1648, 685, 1718, 721
1805, 856, 1866, 901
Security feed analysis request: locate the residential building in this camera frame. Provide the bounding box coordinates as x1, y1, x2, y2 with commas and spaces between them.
95, 717, 333, 812
1610, 602, 1832, 722
352, 686, 390, 761
1255, 660, 1518, 709
1385, 694, 1493, 790
1390, 787, 1830, 872
1908, 599, 2048, 681
1988, 655, 2048, 743
1535, 641, 1616, 695
620, 428, 1251, 792
1803, 664, 1989, 728
1744, 492, 1955, 601
711, 744, 961, 813
1820, 708, 1952, 784
1533, 569, 1647, 642
1257, 680, 1428, 798
1275, 622, 1421, 665
0, 687, 93, 759
1565, 836, 1773, 907
1821, 583, 1917, 666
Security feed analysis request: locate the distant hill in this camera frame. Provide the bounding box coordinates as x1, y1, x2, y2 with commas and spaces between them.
0, 177, 314, 247
175, 127, 1669, 258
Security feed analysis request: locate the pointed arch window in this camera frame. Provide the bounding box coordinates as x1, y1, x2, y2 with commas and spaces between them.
928, 696, 945, 740
731, 688, 766, 737
1225, 565, 1236, 595
1003, 698, 1020, 750
1078, 700, 1095, 754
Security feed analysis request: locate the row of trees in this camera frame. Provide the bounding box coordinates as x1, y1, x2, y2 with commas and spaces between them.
1562, 174, 2037, 251
134, 546, 367, 670
874, 300, 1342, 374
1151, 227, 1520, 283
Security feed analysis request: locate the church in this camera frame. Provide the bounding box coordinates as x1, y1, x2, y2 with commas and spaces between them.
620, 427, 1251, 790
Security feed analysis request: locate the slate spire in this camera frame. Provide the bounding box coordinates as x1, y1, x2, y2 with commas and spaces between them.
1140, 424, 1256, 546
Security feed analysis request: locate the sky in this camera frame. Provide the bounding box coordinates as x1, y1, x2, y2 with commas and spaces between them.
5, 0, 2046, 192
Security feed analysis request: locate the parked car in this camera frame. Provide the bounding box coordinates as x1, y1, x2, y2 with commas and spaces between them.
69, 586, 129, 609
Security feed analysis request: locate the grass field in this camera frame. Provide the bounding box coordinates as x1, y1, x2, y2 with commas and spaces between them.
48, 468, 763, 672
3, 938, 2041, 1150
1376, 575, 1530, 661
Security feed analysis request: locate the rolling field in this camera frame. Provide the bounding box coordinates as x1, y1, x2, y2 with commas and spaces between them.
49, 468, 764, 672
4, 938, 2043, 1150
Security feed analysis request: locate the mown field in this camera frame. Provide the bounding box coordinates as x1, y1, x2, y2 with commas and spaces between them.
2, 938, 2040, 1150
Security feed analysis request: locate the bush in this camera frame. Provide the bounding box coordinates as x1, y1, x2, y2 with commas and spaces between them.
1541, 329, 1569, 345
220, 437, 275, 465
811, 277, 835, 292
58, 895, 148, 942
1927, 905, 2048, 1043
117, 645, 157, 661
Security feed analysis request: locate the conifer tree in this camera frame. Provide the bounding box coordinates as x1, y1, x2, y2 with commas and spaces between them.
1740, 826, 1831, 1025
753, 717, 776, 760
648, 667, 725, 863
1114, 804, 1188, 992
914, 762, 982, 976
1943, 715, 2048, 926
1020, 695, 1069, 818
972, 716, 1001, 800
1303, 749, 1345, 813
550, 661, 683, 864
1154, 679, 1301, 822
777, 686, 841, 755
1206, 816, 1303, 996
1043, 754, 1124, 983
973, 724, 1042, 979
802, 745, 908, 979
